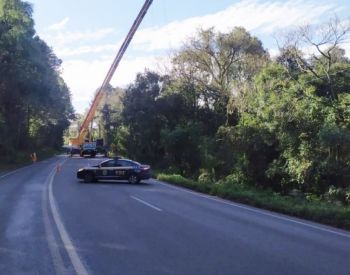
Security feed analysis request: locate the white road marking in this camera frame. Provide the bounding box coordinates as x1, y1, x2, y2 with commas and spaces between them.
0, 166, 28, 179
130, 196, 162, 212
154, 180, 350, 239
0, 156, 64, 180
42, 169, 67, 275
47, 161, 89, 275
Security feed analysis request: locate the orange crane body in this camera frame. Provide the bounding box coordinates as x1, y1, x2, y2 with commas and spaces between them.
70, 0, 153, 146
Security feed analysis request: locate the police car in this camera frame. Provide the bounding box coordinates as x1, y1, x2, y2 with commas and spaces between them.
77, 158, 151, 184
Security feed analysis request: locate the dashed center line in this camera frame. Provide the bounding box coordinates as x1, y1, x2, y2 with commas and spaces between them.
130, 196, 162, 212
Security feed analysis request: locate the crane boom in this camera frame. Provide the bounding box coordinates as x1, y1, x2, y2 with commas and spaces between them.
70, 0, 153, 146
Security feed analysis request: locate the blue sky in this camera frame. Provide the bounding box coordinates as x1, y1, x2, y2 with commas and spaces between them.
29, 0, 350, 113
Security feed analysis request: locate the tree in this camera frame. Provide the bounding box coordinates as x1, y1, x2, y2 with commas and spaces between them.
121, 71, 165, 162
96, 85, 124, 148
108, 17, 350, 200
227, 60, 350, 193
277, 16, 350, 100
172, 27, 269, 124
0, 0, 74, 155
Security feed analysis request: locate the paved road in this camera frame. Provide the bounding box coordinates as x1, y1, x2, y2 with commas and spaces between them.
0, 156, 349, 275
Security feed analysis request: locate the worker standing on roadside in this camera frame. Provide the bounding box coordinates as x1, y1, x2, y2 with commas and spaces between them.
30, 152, 37, 163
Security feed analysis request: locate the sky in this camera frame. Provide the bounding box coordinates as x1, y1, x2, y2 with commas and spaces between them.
29, 0, 350, 113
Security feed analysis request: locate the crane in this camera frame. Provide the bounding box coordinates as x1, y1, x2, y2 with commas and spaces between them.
69, 0, 153, 148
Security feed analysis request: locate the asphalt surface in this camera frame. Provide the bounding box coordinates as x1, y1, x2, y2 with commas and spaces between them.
0, 155, 349, 275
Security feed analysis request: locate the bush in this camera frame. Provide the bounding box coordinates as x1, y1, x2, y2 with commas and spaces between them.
324, 186, 350, 205
198, 169, 215, 184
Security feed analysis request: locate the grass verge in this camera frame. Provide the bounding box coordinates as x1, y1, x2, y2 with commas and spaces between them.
157, 173, 350, 230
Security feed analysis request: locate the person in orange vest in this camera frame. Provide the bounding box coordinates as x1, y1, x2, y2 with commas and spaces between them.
30, 152, 37, 163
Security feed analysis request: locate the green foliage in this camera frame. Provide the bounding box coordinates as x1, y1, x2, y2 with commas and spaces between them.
0, 0, 74, 155
0, 147, 61, 172
161, 124, 201, 174
214, 56, 350, 194
111, 125, 130, 156
93, 85, 124, 150
121, 71, 164, 161
325, 186, 350, 205
102, 23, 350, 212
172, 27, 269, 125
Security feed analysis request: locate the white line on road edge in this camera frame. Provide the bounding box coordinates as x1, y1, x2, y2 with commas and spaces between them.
0, 156, 66, 180
48, 162, 89, 275
154, 180, 350, 239
0, 170, 17, 179
42, 168, 67, 275
0, 166, 28, 179
130, 196, 162, 212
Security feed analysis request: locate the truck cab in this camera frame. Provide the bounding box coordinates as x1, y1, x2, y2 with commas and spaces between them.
80, 142, 97, 158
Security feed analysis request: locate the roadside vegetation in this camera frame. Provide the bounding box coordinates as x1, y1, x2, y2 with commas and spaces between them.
0, 148, 60, 172
95, 17, 350, 227
0, 0, 74, 169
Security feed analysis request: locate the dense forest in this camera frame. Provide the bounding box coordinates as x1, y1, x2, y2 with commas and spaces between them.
98, 18, 350, 204
0, 0, 74, 160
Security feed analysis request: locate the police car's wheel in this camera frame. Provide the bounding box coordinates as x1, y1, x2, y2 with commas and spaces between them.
84, 172, 94, 183
128, 174, 140, 184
